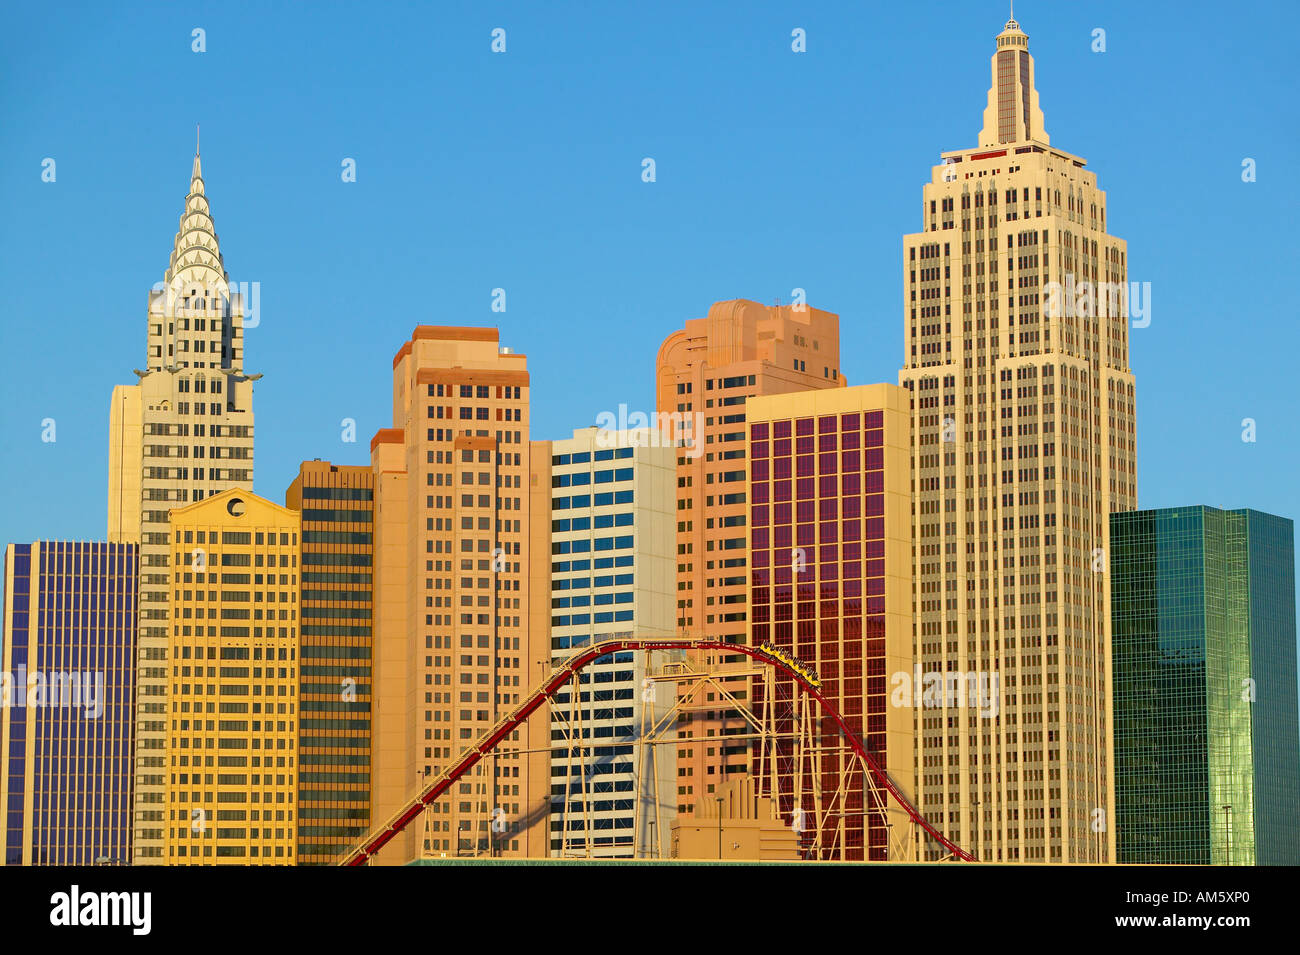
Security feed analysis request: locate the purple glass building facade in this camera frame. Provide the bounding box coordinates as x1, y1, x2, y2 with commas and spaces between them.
2, 541, 137, 864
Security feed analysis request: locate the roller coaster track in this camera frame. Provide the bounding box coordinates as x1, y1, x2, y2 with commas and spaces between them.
337, 637, 975, 865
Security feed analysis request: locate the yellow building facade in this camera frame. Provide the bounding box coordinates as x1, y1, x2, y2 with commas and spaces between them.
164, 489, 299, 864
109, 147, 258, 862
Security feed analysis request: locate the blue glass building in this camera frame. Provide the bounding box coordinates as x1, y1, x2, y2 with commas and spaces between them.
2, 541, 137, 865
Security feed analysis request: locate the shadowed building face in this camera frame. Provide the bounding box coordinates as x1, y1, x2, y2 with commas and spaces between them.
285, 461, 375, 865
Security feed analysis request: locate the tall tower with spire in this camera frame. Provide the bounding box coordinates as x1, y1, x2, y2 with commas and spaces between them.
897, 14, 1137, 863
977, 12, 1049, 148
108, 141, 258, 862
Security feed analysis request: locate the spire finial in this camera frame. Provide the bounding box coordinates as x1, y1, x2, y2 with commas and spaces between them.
1003, 1, 1022, 33
191, 126, 203, 182
981, 1, 1047, 147
167, 137, 225, 287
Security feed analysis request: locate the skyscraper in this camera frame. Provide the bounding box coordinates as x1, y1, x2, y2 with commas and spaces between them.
368, 326, 548, 862
531, 427, 677, 858
108, 145, 258, 862
284, 461, 374, 865
655, 299, 844, 818
1111, 506, 1300, 865
163, 489, 300, 865
1, 542, 137, 865
746, 384, 918, 861
898, 15, 1137, 862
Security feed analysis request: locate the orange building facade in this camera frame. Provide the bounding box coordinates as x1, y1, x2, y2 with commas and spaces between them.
654, 300, 845, 818
368, 327, 549, 862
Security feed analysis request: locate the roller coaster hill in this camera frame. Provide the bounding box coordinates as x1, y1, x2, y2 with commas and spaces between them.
336, 636, 975, 866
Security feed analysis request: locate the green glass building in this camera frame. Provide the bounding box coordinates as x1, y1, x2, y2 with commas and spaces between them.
1111, 506, 1299, 864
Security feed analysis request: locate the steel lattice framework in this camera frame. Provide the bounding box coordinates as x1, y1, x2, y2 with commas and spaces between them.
336, 637, 974, 865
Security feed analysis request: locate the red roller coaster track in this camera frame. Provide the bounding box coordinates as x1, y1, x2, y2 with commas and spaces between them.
337, 637, 974, 865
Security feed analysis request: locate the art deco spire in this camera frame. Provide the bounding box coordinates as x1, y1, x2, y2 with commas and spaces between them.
163, 128, 228, 292
977, 12, 1050, 147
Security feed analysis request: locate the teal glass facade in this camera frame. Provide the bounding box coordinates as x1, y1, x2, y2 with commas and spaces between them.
1112, 507, 1299, 864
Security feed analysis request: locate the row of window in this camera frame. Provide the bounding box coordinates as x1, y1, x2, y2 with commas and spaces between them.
552, 556, 634, 573
180, 531, 296, 546
551, 536, 634, 555
426, 384, 523, 400
552, 592, 635, 609
552, 491, 634, 510
551, 447, 634, 465
552, 513, 633, 532
300, 487, 373, 501
552, 611, 634, 627
552, 574, 634, 591
551, 468, 634, 487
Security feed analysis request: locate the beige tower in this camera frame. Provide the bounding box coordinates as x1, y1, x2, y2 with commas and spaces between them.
899, 15, 1136, 862
108, 144, 258, 862
368, 326, 549, 863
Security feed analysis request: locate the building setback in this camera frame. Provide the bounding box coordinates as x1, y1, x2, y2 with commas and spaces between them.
655, 299, 844, 818
898, 14, 1137, 862
1, 542, 137, 865
285, 461, 374, 865
108, 146, 258, 862
163, 490, 299, 864
532, 427, 677, 858
1112, 506, 1300, 865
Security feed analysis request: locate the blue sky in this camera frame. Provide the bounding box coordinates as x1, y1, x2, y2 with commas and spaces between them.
1, 0, 1298, 599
